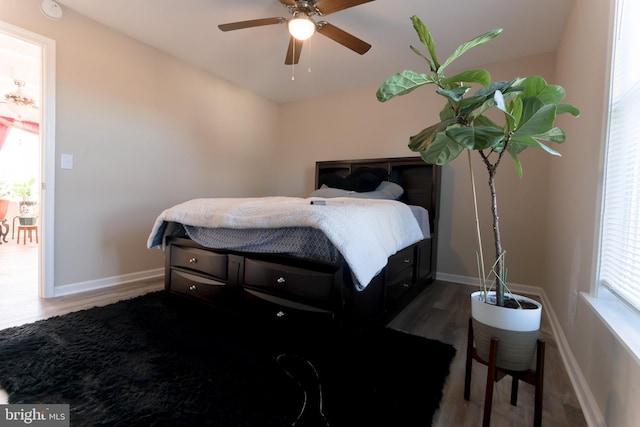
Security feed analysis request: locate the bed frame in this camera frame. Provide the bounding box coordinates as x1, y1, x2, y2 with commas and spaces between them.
163, 156, 441, 326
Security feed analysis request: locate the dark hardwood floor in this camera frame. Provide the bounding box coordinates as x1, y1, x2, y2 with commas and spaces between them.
0, 239, 587, 425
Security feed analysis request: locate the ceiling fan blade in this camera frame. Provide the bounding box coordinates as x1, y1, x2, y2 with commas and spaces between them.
316, 22, 371, 55
285, 37, 304, 65
278, 0, 297, 5
218, 17, 285, 32
315, 0, 374, 15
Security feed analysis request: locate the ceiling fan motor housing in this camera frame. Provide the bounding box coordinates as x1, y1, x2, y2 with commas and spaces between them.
287, 1, 323, 17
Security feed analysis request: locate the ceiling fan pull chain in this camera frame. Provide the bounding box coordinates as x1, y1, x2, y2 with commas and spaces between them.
307, 38, 312, 73
291, 39, 297, 80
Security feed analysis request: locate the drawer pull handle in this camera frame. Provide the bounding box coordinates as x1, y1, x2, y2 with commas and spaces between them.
403, 259, 411, 264
277, 277, 286, 284
189, 285, 197, 291
189, 258, 198, 264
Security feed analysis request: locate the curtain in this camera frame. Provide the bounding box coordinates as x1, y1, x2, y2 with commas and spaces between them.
0, 116, 40, 152
0, 120, 9, 152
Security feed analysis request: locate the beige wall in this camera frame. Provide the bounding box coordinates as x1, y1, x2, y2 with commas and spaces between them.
277, 52, 557, 288
550, 0, 640, 425
0, 0, 280, 287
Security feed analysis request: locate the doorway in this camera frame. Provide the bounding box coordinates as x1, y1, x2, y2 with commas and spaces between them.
0, 20, 56, 298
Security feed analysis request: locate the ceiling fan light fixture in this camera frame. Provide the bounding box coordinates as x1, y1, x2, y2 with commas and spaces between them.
4, 80, 37, 120
288, 15, 316, 40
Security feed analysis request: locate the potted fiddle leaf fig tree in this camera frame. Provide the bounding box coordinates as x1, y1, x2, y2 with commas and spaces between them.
12, 178, 38, 226
377, 16, 579, 370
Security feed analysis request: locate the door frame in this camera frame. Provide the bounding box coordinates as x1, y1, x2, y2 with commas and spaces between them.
0, 20, 56, 298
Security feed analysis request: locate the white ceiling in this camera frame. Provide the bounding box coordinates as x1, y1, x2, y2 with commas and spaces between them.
50, 0, 572, 104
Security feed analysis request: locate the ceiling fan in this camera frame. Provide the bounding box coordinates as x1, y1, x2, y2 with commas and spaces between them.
1, 80, 39, 120
218, 0, 374, 65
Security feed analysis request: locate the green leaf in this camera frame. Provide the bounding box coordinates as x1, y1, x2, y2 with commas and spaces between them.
518, 75, 548, 97
536, 140, 562, 156
538, 84, 565, 105
439, 104, 456, 121
510, 135, 562, 155
475, 79, 521, 98
439, 28, 503, 73
463, 79, 522, 117
376, 70, 437, 102
458, 94, 492, 117
533, 127, 566, 143
437, 85, 470, 103
445, 126, 505, 150
441, 69, 492, 88
473, 114, 499, 128
557, 103, 580, 116
419, 132, 465, 164
408, 119, 457, 152
507, 140, 529, 156
411, 16, 440, 70
507, 149, 524, 177
509, 97, 523, 130
528, 83, 580, 116
410, 45, 435, 72
513, 99, 556, 138
494, 90, 507, 112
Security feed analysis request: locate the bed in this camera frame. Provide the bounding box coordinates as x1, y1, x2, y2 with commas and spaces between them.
147, 156, 441, 325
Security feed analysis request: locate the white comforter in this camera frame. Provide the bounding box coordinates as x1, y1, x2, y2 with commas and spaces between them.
147, 197, 425, 289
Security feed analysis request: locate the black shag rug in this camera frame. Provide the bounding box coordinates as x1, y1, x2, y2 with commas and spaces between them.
0, 292, 456, 426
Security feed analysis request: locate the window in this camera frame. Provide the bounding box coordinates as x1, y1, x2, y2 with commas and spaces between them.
599, 0, 640, 313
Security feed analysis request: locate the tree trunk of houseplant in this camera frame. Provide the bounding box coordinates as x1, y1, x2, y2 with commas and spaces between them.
470, 148, 543, 371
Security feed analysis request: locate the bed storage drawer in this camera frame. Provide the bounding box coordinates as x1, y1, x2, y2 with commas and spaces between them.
169, 270, 227, 303
386, 246, 415, 277
385, 267, 414, 303
385, 245, 416, 304
171, 245, 228, 280
243, 258, 334, 305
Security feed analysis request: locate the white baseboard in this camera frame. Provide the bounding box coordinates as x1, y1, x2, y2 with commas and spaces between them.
53, 268, 164, 297
435, 271, 604, 427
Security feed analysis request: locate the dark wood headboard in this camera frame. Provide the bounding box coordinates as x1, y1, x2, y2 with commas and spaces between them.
315, 157, 442, 235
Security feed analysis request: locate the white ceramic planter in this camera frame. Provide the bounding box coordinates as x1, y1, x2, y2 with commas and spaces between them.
471, 291, 542, 371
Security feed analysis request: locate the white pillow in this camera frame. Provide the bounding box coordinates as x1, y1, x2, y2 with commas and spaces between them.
348, 181, 404, 200
308, 185, 354, 198
309, 181, 404, 200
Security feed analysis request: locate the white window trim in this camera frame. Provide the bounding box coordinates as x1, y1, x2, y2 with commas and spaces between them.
583, 290, 640, 363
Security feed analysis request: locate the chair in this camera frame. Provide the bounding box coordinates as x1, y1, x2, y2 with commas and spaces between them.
464, 318, 545, 427
17, 225, 38, 244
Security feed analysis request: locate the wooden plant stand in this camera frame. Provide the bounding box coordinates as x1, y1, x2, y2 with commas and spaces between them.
17, 225, 38, 245
464, 318, 545, 427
